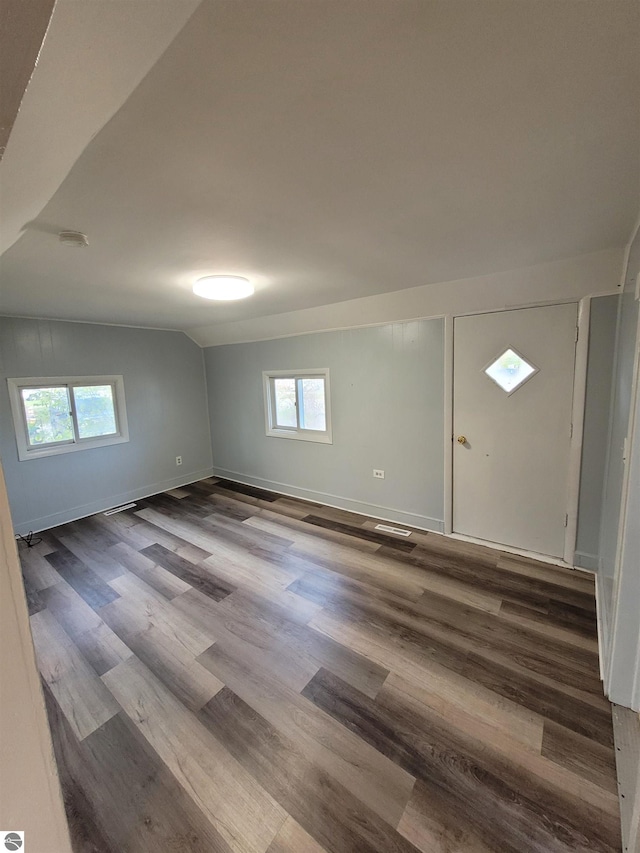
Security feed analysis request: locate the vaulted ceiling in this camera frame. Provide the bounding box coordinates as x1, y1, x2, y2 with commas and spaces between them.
1, 0, 638, 333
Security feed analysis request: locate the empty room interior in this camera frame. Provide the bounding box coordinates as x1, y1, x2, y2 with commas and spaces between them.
1, 2, 640, 852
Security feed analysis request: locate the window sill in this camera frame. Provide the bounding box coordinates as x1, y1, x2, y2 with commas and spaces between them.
266, 428, 332, 445
16, 433, 129, 462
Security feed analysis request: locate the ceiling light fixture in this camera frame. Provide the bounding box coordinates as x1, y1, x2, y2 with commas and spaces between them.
193, 275, 254, 301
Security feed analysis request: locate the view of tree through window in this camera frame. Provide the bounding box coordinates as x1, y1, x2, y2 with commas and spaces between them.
9, 375, 128, 460
264, 370, 331, 444
272, 376, 326, 430
298, 377, 326, 430
20, 383, 118, 447
74, 385, 117, 438
21, 387, 73, 446
274, 378, 297, 427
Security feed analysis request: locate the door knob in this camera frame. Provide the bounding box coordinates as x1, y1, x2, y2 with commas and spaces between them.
457, 435, 467, 445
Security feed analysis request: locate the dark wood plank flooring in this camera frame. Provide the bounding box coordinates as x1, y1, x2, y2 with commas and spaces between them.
20, 477, 621, 853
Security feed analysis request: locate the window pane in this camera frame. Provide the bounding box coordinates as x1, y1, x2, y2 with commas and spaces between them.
21, 387, 73, 446
484, 348, 537, 394
73, 385, 117, 438
298, 377, 326, 431
274, 378, 297, 427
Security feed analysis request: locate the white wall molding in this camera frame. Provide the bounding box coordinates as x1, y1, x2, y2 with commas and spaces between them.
12, 467, 214, 534
212, 467, 445, 533
443, 315, 454, 534
595, 571, 611, 683
191, 249, 624, 347
0, 312, 186, 335
564, 298, 591, 564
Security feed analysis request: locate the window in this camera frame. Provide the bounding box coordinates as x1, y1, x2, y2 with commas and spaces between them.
8, 375, 129, 461
483, 348, 538, 395
263, 369, 332, 443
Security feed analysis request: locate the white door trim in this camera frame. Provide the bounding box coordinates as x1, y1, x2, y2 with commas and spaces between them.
444, 298, 587, 565
443, 315, 454, 534
563, 297, 591, 564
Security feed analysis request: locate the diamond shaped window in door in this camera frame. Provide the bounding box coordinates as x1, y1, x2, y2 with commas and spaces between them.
484, 347, 538, 394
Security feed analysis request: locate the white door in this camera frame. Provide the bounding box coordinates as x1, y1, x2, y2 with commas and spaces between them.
453, 304, 578, 558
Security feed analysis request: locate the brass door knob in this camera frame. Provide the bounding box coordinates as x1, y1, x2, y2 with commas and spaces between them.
457, 435, 467, 444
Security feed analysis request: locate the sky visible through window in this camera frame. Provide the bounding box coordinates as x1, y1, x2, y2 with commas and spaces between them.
484, 348, 537, 393
273, 376, 326, 430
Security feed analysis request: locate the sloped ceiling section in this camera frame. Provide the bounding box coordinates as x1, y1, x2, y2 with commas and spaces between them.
0, 0, 638, 335
0, 0, 55, 159
0, 0, 201, 255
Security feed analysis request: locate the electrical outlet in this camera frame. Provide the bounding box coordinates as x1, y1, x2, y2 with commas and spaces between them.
176, 456, 183, 466
373, 469, 385, 479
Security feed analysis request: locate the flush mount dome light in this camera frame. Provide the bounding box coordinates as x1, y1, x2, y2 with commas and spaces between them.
193, 275, 254, 300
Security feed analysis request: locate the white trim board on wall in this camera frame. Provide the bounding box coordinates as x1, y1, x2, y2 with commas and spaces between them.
564, 298, 591, 565
596, 572, 611, 683
443, 315, 454, 535
211, 467, 445, 533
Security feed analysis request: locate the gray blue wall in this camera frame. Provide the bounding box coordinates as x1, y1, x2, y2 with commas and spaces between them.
204, 320, 445, 531
1, 307, 625, 558
574, 295, 619, 569
0, 317, 213, 532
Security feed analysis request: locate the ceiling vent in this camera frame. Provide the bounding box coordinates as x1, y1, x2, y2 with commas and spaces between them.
58, 230, 89, 248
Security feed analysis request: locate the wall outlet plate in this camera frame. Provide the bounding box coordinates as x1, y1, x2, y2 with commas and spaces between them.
373, 469, 385, 479
176, 456, 183, 466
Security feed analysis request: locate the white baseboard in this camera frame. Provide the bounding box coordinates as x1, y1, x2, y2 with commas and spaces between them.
573, 551, 600, 571
12, 467, 215, 534
212, 467, 445, 533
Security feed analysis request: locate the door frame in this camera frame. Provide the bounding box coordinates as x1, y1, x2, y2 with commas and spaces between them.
443, 296, 593, 566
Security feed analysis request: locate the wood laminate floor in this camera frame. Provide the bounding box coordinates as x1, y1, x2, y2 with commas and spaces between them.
20, 478, 621, 853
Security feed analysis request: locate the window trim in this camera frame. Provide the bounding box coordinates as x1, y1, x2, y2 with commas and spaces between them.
263, 368, 332, 444
7, 375, 129, 461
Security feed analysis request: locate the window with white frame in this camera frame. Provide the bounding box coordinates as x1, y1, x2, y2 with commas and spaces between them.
263, 369, 332, 443
7, 375, 129, 461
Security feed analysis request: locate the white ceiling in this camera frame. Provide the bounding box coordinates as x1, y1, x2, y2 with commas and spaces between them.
0, 0, 200, 257
1, 0, 638, 334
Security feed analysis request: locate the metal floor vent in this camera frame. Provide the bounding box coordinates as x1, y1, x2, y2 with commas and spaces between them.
374, 524, 412, 537
103, 503, 137, 516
